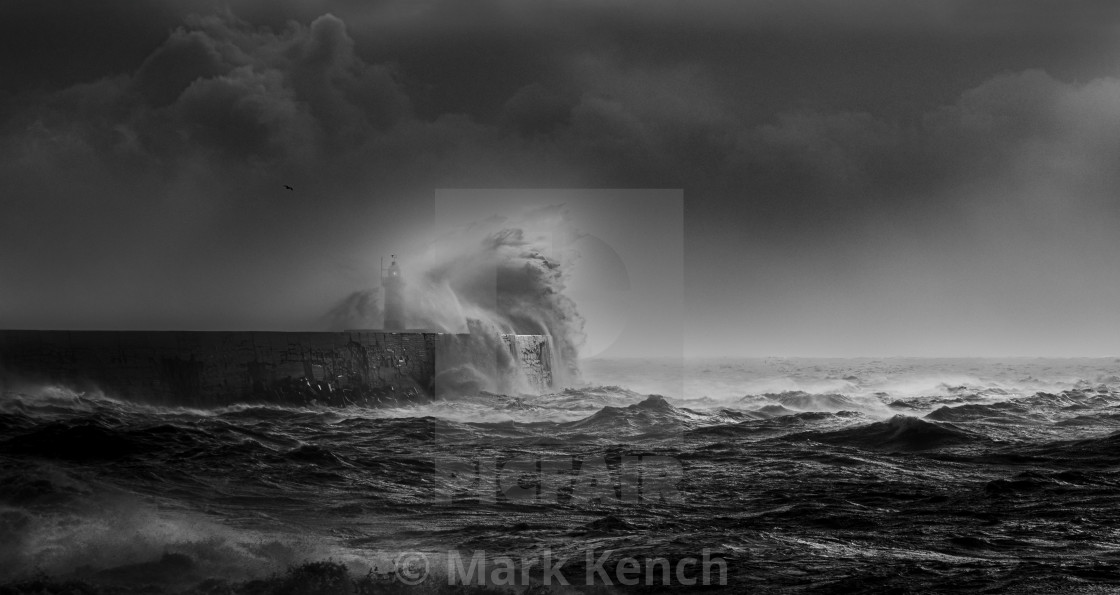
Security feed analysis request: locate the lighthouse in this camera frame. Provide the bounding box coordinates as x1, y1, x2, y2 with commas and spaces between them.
382, 255, 405, 330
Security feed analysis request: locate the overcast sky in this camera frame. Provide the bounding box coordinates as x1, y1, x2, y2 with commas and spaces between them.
3, 0, 1120, 357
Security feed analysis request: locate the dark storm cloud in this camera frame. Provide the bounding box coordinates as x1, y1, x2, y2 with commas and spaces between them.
2, 1, 1120, 355
0, 12, 416, 329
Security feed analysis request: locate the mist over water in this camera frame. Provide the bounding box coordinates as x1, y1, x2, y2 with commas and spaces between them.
322, 288, 381, 332
583, 357, 1120, 406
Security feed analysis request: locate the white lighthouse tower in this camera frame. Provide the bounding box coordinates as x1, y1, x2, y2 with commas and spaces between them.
382, 255, 405, 331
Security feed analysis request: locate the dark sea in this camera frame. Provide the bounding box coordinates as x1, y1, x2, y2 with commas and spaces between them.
4, 357, 1120, 593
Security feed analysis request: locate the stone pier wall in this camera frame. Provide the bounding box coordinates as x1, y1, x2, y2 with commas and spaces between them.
0, 330, 555, 406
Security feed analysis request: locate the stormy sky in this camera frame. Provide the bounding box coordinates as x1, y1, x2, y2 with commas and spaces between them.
3, 0, 1120, 357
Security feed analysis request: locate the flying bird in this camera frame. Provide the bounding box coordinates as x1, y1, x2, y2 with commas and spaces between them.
284, 185, 294, 191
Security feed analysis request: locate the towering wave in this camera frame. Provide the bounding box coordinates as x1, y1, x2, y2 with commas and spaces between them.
413, 207, 585, 392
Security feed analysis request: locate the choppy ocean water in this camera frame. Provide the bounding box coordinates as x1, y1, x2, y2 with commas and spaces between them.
3, 357, 1120, 593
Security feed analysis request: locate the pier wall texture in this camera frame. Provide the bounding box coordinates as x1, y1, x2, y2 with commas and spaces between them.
502, 334, 553, 391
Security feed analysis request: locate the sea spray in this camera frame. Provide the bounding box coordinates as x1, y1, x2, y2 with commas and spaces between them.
434, 319, 529, 396
411, 207, 585, 386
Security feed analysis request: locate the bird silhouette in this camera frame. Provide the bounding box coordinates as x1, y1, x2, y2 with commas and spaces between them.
284, 185, 294, 191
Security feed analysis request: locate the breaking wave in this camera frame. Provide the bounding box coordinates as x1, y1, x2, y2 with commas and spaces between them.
785, 415, 985, 452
